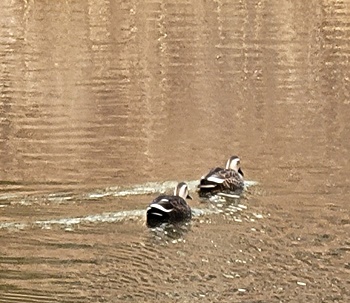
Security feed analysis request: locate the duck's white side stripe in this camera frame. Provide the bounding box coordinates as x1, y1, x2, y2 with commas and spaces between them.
149, 212, 163, 216
206, 176, 225, 183
148, 203, 173, 213
199, 184, 217, 188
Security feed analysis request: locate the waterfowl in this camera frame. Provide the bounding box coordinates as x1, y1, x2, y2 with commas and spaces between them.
197, 155, 244, 197
146, 182, 192, 228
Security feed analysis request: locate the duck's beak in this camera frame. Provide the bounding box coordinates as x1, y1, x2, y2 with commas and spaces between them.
238, 167, 244, 177
187, 194, 193, 200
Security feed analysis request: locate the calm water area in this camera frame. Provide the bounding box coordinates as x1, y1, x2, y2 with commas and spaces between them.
0, 0, 349, 302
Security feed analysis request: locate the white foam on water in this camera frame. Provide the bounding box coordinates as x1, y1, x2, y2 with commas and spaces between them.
0, 207, 223, 231
0, 179, 259, 230
103, 179, 257, 197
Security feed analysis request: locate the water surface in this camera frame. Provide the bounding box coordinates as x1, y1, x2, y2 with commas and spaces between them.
0, 0, 349, 302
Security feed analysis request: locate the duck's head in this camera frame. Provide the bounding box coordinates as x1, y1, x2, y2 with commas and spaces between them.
226, 155, 244, 177
174, 182, 193, 200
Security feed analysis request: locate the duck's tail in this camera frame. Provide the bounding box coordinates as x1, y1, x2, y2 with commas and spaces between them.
146, 203, 172, 227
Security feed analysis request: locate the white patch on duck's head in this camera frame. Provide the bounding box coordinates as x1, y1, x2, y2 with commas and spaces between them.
174, 182, 193, 200
225, 156, 244, 176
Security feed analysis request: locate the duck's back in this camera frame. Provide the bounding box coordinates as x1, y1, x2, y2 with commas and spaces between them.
201, 166, 223, 181
146, 195, 191, 227
198, 167, 244, 197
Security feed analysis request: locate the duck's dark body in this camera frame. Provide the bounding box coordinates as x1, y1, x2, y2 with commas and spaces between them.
198, 167, 244, 197
198, 156, 245, 198
146, 182, 192, 228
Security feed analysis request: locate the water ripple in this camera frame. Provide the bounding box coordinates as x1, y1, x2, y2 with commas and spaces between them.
0, 179, 258, 206
0, 179, 258, 230
0, 207, 222, 231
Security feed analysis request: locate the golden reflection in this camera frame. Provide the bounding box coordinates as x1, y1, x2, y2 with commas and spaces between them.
0, 0, 348, 193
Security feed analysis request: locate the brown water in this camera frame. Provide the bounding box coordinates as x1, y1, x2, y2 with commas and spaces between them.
1, 0, 350, 302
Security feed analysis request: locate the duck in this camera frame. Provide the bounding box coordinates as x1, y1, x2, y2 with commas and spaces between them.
197, 155, 244, 198
146, 182, 192, 228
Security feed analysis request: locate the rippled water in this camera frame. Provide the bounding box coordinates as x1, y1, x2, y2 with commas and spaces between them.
1, 1, 350, 302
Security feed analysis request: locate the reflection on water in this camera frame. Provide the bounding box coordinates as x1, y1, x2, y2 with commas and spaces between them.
1, 0, 350, 302
148, 222, 193, 244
